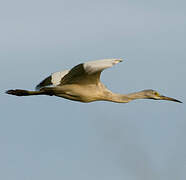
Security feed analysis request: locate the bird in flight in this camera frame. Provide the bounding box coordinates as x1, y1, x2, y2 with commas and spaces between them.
6, 58, 182, 103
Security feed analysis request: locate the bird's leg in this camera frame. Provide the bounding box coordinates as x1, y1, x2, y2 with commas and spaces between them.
6, 89, 46, 96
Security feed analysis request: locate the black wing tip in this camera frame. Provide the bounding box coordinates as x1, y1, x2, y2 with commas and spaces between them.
35, 85, 41, 91
35, 75, 52, 90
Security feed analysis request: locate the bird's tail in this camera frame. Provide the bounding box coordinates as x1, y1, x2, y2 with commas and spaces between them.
6, 89, 45, 96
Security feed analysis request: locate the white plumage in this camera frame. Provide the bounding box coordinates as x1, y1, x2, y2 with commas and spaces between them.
51, 70, 69, 86
83, 58, 122, 74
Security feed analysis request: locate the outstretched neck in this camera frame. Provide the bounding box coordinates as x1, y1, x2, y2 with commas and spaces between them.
126, 91, 149, 101
104, 90, 149, 103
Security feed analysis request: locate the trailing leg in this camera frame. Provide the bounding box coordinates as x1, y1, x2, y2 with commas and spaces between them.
6, 89, 46, 96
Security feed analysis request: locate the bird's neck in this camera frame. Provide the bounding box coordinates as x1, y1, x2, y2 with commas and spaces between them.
104, 90, 148, 103
126, 91, 149, 100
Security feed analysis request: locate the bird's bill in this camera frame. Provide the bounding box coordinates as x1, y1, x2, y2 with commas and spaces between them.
115, 59, 123, 63
159, 95, 182, 103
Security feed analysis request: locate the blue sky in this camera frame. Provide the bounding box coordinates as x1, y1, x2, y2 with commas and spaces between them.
1, 0, 186, 180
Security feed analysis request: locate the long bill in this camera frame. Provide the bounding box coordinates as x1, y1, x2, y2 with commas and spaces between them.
159, 95, 182, 103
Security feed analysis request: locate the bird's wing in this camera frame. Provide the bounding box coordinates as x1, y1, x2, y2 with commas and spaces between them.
59, 58, 122, 86
35, 70, 69, 90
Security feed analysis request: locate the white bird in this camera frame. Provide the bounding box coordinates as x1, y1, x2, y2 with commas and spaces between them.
6, 58, 182, 103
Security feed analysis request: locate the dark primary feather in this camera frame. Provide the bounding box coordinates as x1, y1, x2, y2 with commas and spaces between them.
35, 76, 52, 90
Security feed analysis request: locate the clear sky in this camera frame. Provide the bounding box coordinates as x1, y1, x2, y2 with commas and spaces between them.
1, 0, 186, 180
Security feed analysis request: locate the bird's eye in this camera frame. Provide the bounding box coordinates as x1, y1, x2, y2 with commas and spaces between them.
154, 92, 159, 96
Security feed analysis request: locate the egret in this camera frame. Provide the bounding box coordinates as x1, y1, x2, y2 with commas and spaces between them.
6, 58, 182, 103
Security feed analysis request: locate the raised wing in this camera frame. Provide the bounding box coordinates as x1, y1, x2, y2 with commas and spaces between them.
59, 58, 122, 86
35, 69, 69, 90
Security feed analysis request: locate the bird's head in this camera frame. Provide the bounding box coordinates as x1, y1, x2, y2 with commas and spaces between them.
141, 89, 182, 103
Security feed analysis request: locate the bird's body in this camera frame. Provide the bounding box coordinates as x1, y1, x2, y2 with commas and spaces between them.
6, 58, 182, 103
49, 83, 109, 102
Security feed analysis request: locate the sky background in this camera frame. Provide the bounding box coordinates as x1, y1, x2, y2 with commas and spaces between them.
1, 0, 186, 180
